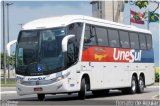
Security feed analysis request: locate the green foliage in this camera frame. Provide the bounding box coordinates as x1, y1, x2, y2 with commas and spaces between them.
135, 0, 149, 9
125, 0, 149, 9
155, 67, 160, 82
155, 72, 159, 82
1, 53, 15, 69
149, 12, 159, 22
0, 79, 16, 87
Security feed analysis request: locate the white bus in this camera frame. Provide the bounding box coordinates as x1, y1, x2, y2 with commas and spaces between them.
15, 15, 155, 100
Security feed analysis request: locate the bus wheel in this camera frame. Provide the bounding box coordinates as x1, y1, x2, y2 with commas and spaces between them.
37, 94, 45, 101
78, 78, 86, 100
92, 89, 109, 96
130, 76, 137, 94
122, 76, 137, 94
137, 76, 145, 93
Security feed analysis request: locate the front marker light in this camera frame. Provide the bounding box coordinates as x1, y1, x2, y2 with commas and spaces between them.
16, 80, 22, 84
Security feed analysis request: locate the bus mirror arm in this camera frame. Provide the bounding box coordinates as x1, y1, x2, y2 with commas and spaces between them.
62, 34, 75, 52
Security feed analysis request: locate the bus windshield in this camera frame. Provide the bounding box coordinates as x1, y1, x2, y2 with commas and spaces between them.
16, 28, 66, 76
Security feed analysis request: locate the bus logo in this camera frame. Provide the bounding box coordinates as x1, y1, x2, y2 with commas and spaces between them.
37, 64, 43, 72
113, 48, 142, 62
94, 54, 107, 61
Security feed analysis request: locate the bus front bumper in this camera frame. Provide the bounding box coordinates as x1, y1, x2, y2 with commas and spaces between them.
16, 78, 77, 96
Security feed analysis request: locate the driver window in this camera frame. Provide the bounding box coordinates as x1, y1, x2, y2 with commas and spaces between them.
67, 40, 75, 66
40, 30, 57, 57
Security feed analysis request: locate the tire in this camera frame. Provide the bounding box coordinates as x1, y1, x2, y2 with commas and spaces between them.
78, 78, 86, 100
37, 94, 45, 101
92, 89, 109, 96
137, 76, 145, 93
122, 76, 137, 94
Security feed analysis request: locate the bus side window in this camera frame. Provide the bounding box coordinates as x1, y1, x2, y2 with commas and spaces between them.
139, 34, 147, 50
129, 32, 140, 49
84, 24, 97, 46
108, 29, 120, 48
96, 27, 108, 46
146, 35, 152, 49
119, 31, 130, 48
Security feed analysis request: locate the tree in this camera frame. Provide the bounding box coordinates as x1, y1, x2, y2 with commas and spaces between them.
125, 0, 159, 12
125, 0, 159, 22
1, 53, 15, 69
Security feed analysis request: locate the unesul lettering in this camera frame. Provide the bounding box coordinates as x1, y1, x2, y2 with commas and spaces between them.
113, 48, 142, 62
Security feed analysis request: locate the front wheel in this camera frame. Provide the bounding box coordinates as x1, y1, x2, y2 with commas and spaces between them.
78, 78, 87, 100
37, 94, 45, 101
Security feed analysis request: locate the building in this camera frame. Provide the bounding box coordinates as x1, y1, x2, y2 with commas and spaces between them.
90, 0, 124, 23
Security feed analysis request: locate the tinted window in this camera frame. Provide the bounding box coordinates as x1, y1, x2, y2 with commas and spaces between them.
67, 23, 82, 44
146, 35, 152, 49
139, 34, 147, 49
129, 32, 140, 49
67, 23, 83, 64
96, 27, 108, 46
67, 24, 75, 35
119, 31, 130, 48
84, 25, 97, 46
108, 29, 120, 47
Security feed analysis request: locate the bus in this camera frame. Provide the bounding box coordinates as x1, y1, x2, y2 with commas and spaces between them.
15, 15, 155, 100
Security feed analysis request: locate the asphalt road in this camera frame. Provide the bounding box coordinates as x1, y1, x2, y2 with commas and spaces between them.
1, 86, 159, 106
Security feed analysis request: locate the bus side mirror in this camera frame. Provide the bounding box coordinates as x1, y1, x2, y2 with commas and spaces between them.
62, 34, 75, 52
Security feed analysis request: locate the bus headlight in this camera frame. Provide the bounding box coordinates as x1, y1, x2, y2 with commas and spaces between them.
51, 72, 70, 82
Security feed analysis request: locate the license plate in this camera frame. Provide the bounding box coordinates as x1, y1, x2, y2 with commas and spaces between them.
34, 87, 43, 91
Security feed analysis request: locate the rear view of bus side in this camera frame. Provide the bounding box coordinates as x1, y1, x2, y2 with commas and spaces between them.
15, 15, 154, 100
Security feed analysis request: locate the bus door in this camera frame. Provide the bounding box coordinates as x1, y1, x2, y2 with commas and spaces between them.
89, 62, 104, 89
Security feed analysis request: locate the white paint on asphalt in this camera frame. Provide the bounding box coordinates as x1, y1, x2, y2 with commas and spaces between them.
0, 91, 16, 94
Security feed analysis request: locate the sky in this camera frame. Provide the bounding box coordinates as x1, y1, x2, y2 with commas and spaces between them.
1, 1, 159, 66
8, 1, 92, 40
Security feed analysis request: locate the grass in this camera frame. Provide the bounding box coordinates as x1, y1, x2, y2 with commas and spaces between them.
155, 67, 160, 82
0, 79, 16, 87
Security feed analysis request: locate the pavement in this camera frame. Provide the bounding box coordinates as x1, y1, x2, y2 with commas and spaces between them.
0, 83, 159, 106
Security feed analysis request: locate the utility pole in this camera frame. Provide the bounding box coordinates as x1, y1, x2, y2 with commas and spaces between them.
6, 2, 13, 79
2, 1, 7, 84
112, 0, 115, 22
147, 8, 150, 30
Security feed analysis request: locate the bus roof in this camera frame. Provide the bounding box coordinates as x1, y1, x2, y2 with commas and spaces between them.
22, 15, 151, 34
